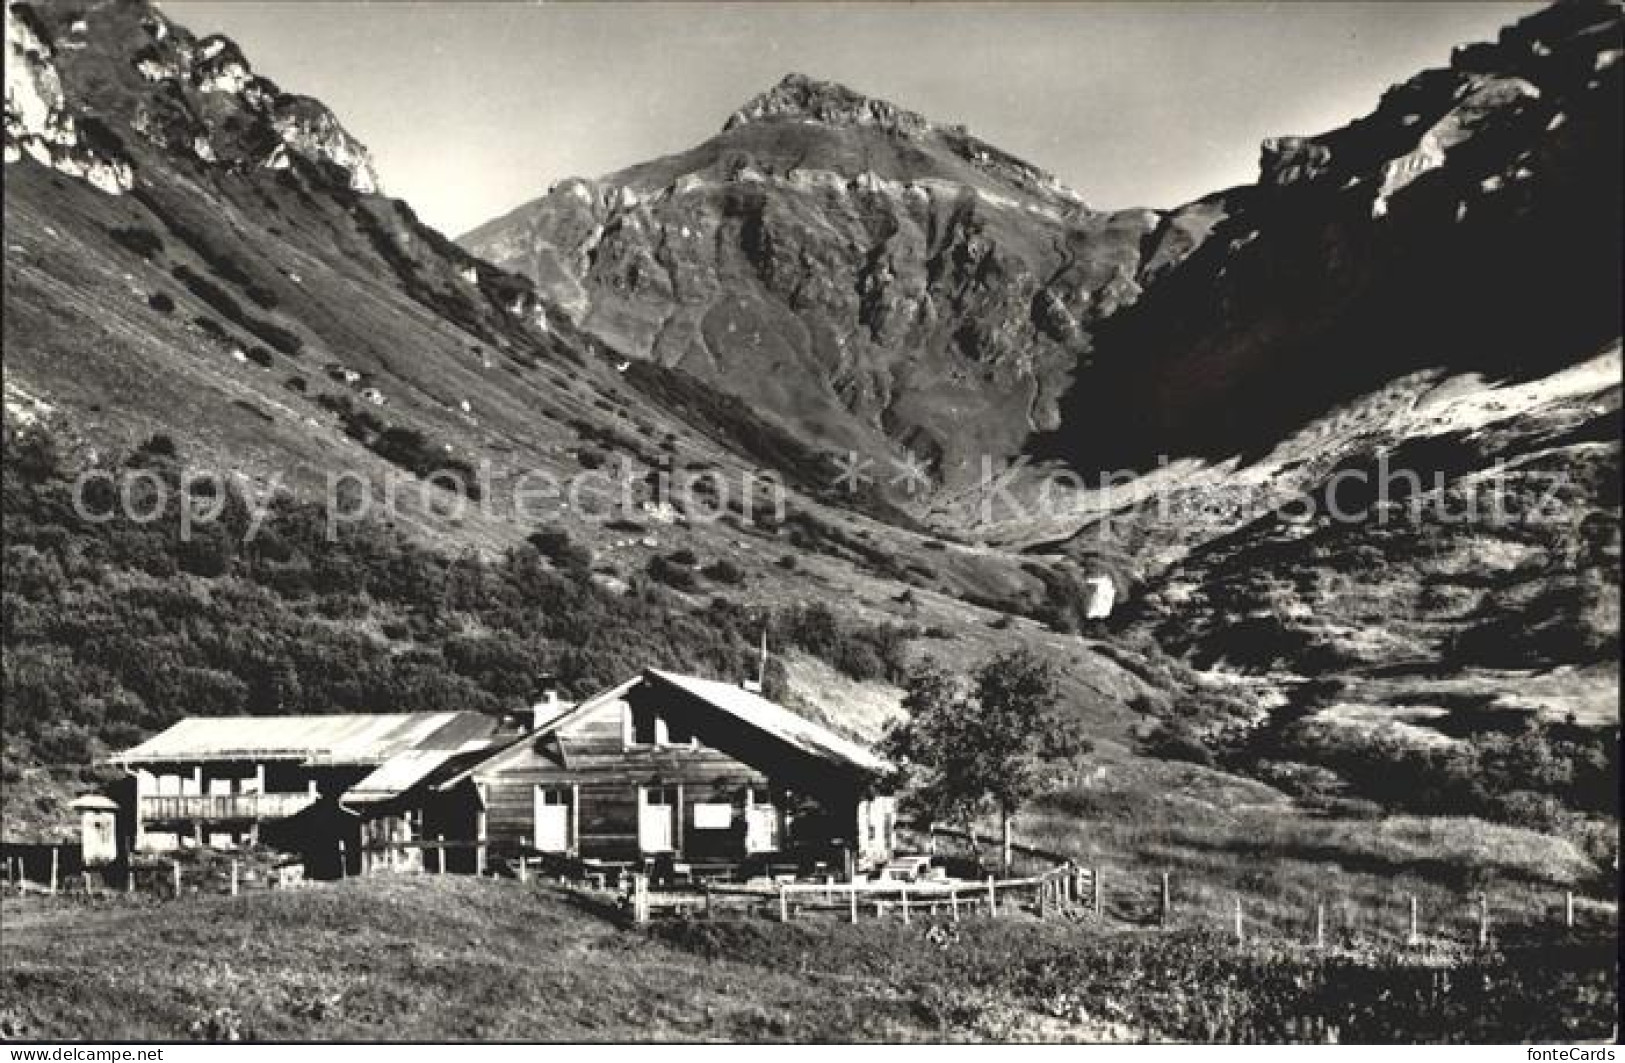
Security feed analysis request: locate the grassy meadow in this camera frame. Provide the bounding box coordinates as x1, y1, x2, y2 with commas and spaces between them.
1, 868, 1614, 1043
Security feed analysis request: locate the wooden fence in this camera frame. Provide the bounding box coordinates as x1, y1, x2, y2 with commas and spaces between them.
3, 847, 304, 898
624, 861, 1090, 924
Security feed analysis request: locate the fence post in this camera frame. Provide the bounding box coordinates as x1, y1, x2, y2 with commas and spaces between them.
703, 884, 713, 919
437, 836, 445, 875
1407, 895, 1418, 946
230, 859, 239, 897
633, 874, 649, 924
126, 862, 135, 896
49, 846, 59, 895
1478, 892, 1490, 948
986, 876, 997, 918
1233, 897, 1243, 945
900, 887, 910, 926
849, 884, 859, 924
172, 860, 182, 898
1315, 901, 1325, 950
949, 887, 960, 923
1565, 891, 1575, 930
1160, 871, 1171, 927
1094, 866, 1103, 922
778, 883, 789, 923
338, 841, 347, 881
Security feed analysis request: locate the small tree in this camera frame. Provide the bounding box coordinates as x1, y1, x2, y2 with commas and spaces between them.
884, 649, 1088, 872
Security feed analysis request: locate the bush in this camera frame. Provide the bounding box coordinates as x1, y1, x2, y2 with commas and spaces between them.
110, 226, 163, 260
147, 291, 175, 313
527, 525, 591, 572
647, 555, 698, 591
702, 559, 745, 585
171, 265, 303, 356
1140, 719, 1216, 766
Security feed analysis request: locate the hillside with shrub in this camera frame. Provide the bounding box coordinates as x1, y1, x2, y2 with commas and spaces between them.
0, 426, 919, 836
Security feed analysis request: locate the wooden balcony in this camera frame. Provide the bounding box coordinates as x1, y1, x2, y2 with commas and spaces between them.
140, 792, 317, 822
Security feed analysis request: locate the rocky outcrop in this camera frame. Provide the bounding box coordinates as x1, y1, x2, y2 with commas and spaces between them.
4, 3, 133, 193
1043, 1, 1623, 476
33, 3, 382, 194
726, 72, 933, 139
269, 96, 380, 193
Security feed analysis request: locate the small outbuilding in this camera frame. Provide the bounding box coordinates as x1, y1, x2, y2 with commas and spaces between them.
69, 794, 120, 866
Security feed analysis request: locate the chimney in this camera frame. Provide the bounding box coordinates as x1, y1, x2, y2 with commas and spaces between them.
527, 675, 563, 732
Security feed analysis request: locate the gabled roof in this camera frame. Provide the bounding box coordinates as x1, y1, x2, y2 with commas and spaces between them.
110, 712, 498, 767
645, 670, 890, 775
436, 677, 640, 789
450, 670, 889, 784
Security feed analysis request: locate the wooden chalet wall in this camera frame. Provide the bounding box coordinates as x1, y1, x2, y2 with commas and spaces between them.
471, 678, 875, 866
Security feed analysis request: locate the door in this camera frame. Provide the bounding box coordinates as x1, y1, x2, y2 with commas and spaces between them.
638, 786, 676, 853
744, 789, 780, 854
533, 786, 571, 853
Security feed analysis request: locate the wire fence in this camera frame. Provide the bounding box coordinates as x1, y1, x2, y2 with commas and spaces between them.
6, 837, 1616, 956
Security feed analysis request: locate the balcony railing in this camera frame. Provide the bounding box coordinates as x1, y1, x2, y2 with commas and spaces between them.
140, 793, 318, 822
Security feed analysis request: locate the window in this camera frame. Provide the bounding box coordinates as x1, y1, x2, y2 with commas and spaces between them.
692, 802, 732, 829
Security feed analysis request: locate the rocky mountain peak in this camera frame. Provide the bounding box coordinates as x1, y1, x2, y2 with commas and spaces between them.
723, 72, 933, 138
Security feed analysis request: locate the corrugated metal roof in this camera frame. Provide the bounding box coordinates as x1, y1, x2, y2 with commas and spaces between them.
646, 670, 891, 775
110, 712, 496, 767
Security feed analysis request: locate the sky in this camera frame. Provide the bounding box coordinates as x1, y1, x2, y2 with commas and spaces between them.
166, 1, 1544, 238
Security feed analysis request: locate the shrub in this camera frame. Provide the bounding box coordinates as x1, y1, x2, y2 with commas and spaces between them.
702, 559, 745, 585
243, 284, 279, 310
647, 555, 699, 591
109, 226, 163, 260
171, 264, 303, 356
527, 525, 591, 572
192, 316, 230, 343
147, 291, 176, 313
138, 434, 178, 459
